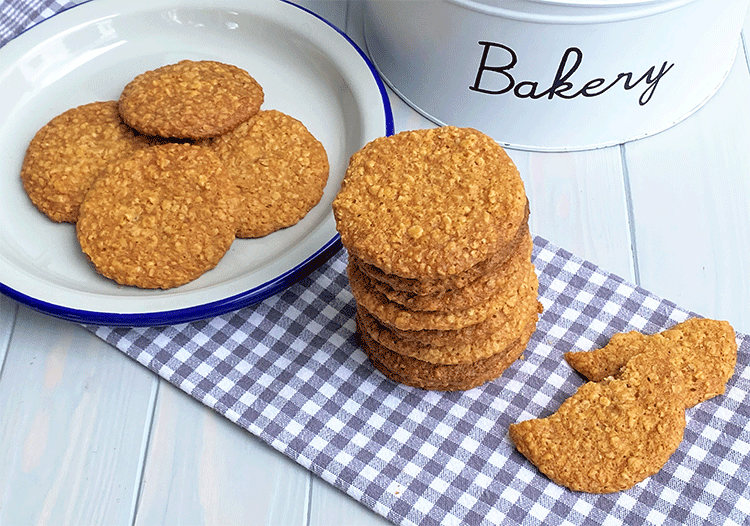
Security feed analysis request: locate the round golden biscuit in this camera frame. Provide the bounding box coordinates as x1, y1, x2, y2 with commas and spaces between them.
383, 298, 537, 347
348, 255, 536, 332
359, 311, 537, 391
365, 230, 533, 312
20, 101, 144, 223
333, 126, 528, 279
212, 109, 329, 238
358, 289, 541, 365
353, 208, 529, 296
119, 60, 264, 139
76, 143, 239, 289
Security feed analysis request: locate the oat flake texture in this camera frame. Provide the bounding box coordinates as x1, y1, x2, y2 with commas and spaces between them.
119, 60, 264, 139
212, 109, 329, 238
20, 101, 145, 223
76, 143, 239, 289
509, 350, 687, 493
565, 317, 737, 408
332, 127, 528, 279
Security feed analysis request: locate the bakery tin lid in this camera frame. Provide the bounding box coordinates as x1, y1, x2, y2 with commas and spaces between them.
447, 0, 698, 22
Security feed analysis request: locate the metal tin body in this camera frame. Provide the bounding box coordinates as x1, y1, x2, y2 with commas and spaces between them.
363, 0, 749, 150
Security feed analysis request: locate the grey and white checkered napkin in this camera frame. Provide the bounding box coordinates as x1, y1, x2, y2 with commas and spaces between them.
0, 0, 82, 48
89, 237, 750, 526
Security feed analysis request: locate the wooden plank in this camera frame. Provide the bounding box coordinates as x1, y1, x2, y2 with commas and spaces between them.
0, 305, 156, 525
514, 148, 635, 281
134, 380, 310, 526
309, 479, 394, 526
0, 295, 17, 371
623, 36, 750, 334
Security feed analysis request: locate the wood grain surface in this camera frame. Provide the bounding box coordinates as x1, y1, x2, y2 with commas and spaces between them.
1, 1, 748, 525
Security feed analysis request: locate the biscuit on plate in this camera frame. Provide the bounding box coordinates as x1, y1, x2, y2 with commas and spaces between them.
119, 60, 264, 139
211, 109, 329, 238
76, 143, 238, 289
20, 101, 144, 223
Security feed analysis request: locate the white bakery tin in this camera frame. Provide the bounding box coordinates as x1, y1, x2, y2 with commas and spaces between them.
363, 0, 750, 151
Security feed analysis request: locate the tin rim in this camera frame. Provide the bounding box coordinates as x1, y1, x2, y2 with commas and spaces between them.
448, 0, 698, 23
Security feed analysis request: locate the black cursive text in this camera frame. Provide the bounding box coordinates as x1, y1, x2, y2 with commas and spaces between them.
469, 42, 674, 106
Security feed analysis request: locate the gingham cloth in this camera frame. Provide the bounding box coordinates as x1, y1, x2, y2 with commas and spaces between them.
0, 0, 83, 47
4, 5, 750, 526
84, 238, 750, 526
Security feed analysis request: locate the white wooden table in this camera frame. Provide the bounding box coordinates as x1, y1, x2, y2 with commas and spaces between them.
1, 2, 749, 524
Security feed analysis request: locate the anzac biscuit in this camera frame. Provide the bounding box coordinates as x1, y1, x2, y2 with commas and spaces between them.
20, 101, 145, 223
377, 258, 540, 348
381, 297, 541, 347
119, 60, 263, 139
509, 349, 687, 493
212, 109, 329, 238
354, 205, 529, 296
565, 317, 737, 408
332, 127, 528, 279
358, 289, 541, 365
348, 256, 536, 332
365, 230, 533, 312
359, 310, 537, 391
76, 143, 238, 289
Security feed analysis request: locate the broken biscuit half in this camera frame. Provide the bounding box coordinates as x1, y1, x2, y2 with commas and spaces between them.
510, 317, 737, 493
509, 349, 687, 493
565, 318, 737, 408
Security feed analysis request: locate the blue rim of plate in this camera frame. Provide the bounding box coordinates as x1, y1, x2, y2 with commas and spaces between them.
0, 0, 395, 327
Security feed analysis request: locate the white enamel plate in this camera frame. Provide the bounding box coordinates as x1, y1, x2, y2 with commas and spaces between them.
0, 0, 393, 326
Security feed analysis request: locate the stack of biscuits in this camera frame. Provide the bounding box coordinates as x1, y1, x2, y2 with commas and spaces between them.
333, 127, 542, 391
